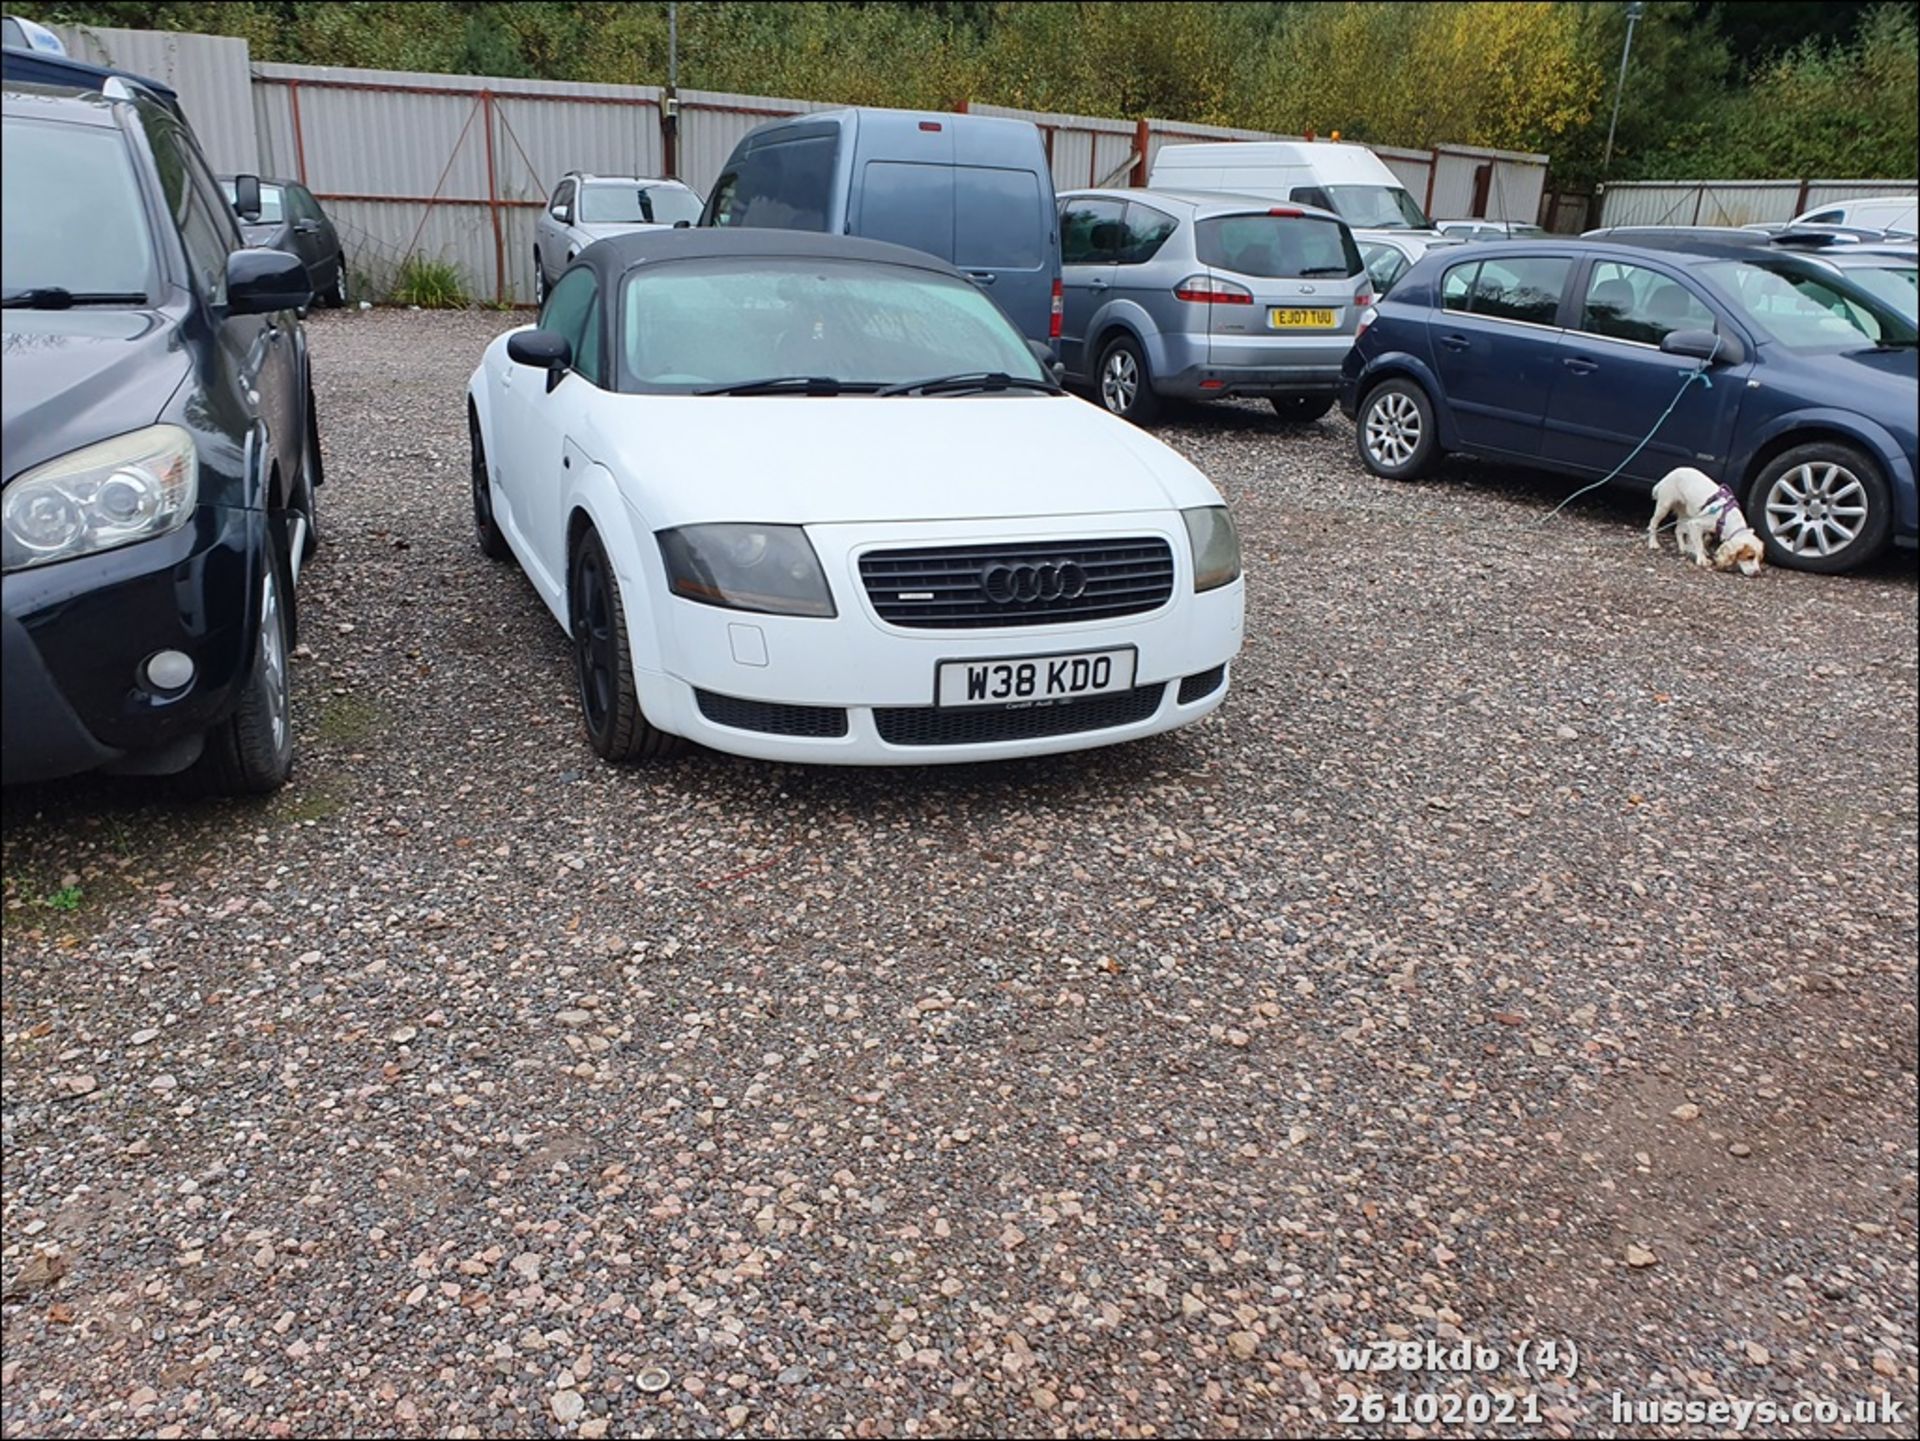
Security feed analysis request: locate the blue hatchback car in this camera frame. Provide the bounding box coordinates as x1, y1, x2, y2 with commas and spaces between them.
1340, 237, 1919, 572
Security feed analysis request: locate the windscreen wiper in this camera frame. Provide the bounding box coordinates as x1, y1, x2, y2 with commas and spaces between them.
875, 371, 1062, 397
1, 287, 149, 309
695, 375, 874, 396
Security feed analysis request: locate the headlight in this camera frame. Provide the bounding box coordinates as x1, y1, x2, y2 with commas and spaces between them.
1182, 505, 1241, 592
657, 523, 836, 618
2, 424, 196, 573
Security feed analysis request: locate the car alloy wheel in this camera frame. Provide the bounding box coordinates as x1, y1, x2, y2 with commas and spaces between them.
1764, 461, 1869, 560
1364, 389, 1422, 469
534, 258, 546, 306
469, 412, 510, 559
1100, 348, 1140, 415
257, 565, 291, 758
329, 258, 348, 307
571, 544, 617, 741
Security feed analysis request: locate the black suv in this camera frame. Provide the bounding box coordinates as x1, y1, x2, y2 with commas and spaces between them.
2, 78, 320, 792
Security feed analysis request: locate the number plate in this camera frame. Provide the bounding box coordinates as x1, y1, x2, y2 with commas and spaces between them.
1270, 307, 1337, 329
936, 648, 1136, 708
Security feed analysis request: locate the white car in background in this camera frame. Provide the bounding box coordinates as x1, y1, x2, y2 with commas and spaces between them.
531, 172, 702, 303
1790, 194, 1917, 236
467, 230, 1244, 766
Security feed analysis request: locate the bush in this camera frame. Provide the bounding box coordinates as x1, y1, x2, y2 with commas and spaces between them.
390, 254, 468, 309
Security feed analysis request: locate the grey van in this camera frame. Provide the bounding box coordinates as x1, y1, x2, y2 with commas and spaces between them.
699, 107, 1061, 348
1057, 188, 1370, 426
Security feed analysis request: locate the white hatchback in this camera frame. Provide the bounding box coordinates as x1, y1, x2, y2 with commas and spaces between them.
467, 230, 1244, 766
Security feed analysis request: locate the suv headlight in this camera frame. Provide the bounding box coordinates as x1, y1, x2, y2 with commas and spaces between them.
1182, 505, 1241, 592
657, 523, 836, 618
2, 424, 196, 573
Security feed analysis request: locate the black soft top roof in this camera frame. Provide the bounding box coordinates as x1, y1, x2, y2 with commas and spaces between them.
575, 226, 967, 285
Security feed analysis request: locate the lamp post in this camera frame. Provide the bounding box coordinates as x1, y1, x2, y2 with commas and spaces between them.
1602, 1, 1644, 176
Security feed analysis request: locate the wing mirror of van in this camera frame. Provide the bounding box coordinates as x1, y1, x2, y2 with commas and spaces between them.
231, 173, 263, 222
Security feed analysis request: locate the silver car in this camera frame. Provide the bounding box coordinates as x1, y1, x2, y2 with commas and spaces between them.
533, 172, 703, 303
1056, 188, 1371, 425
1357, 232, 1464, 297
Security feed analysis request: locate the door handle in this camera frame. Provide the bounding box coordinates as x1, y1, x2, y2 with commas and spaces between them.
966, 271, 997, 286
1438, 333, 1470, 351
1087, 277, 1110, 290
1561, 357, 1598, 374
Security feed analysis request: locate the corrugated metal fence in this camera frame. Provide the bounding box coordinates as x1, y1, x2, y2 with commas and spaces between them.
1599, 179, 1919, 229
53, 21, 1554, 305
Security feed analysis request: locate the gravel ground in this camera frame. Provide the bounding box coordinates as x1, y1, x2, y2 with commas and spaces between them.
3, 307, 1915, 1440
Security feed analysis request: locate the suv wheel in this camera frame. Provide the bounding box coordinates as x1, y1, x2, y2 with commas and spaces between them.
1097, 335, 1162, 426
1271, 395, 1334, 424
192, 550, 294, 794
1752, 442, 1891, 573
568, 527, 683, 763
1356, 378, 1438, 480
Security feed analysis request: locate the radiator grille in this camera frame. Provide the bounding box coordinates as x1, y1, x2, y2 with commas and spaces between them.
860, 537, 1175, 628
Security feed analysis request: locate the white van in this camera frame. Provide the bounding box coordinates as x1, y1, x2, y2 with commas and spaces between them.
1148, 140, 1431, 233
1790, 194, 1917, 236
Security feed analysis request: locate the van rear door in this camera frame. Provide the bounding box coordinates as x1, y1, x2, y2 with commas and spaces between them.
850, 111, 956, 259
952, 122, 1055, 346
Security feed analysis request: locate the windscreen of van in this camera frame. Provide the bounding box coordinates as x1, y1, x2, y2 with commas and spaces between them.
1196, 215, 1362, 279
954, 167, 1043, 269
1303, 185, 1429, 230
709, 134, 836, 231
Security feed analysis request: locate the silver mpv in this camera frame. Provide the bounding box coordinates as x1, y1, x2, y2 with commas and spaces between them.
1057, 188, 1372, 425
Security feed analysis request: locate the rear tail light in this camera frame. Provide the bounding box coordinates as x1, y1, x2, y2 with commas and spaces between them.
1174, 276, 1253, 305
1354, 292, 1374, 309
1050, 278, 1063, 339
1267, 206, 1304, 218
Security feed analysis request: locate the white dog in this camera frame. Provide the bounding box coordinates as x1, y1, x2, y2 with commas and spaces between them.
1647, 466, 1765, 575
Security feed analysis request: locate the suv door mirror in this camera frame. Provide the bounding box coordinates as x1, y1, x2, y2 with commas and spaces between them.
231, 173, 263, 221
1660, 328, 1742, 365
226, 247, 312, 315
507, 329, 572, 391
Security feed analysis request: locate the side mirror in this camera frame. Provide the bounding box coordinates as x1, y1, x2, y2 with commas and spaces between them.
231, 173, 262, 221
673, 219, 692, 229
1025, 336, 1065, 384
507, 329, 572, 391
1660, 328, 1742, 365
226, 247, 312, 315
553, 205, 572, 225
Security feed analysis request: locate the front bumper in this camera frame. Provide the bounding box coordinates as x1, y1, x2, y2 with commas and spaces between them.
634, 512, 1245, 765
1, 503, 264, 785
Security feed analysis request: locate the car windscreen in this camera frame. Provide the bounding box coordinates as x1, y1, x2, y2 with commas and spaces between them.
1322, 185, 1429, 229
221, 179, 285, 223
3, 117, 156, 299
1702, 258, 1918, 350
581, 183, 703, 227
617, 257, 1045, 392
1841, 262, 1918, 322
1195, 215, 1362, 279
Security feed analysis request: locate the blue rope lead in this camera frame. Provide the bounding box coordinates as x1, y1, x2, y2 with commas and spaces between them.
1536, 336, 1723, 526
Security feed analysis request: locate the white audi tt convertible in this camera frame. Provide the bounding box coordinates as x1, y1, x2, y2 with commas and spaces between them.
466, 229, 1244, 765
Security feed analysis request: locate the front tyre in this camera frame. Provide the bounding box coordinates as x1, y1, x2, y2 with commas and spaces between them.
193, 550, 294, 795
324, 254, 349, 308
470, 408, 511, 561
1096, 335, 1163, 426
1752, 442, 1891, 574
1356, 378, 1439, 480
533, 253, 547, 307
568, 527, 683, 764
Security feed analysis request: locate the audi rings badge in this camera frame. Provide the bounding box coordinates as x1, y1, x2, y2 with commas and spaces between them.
981, 560, 1089, 604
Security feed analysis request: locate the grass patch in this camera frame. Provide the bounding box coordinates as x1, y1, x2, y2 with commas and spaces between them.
42, 884, 83, 912
316, 695, 382, 746
391, 254, 469, 309
274, 781, 347, 824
